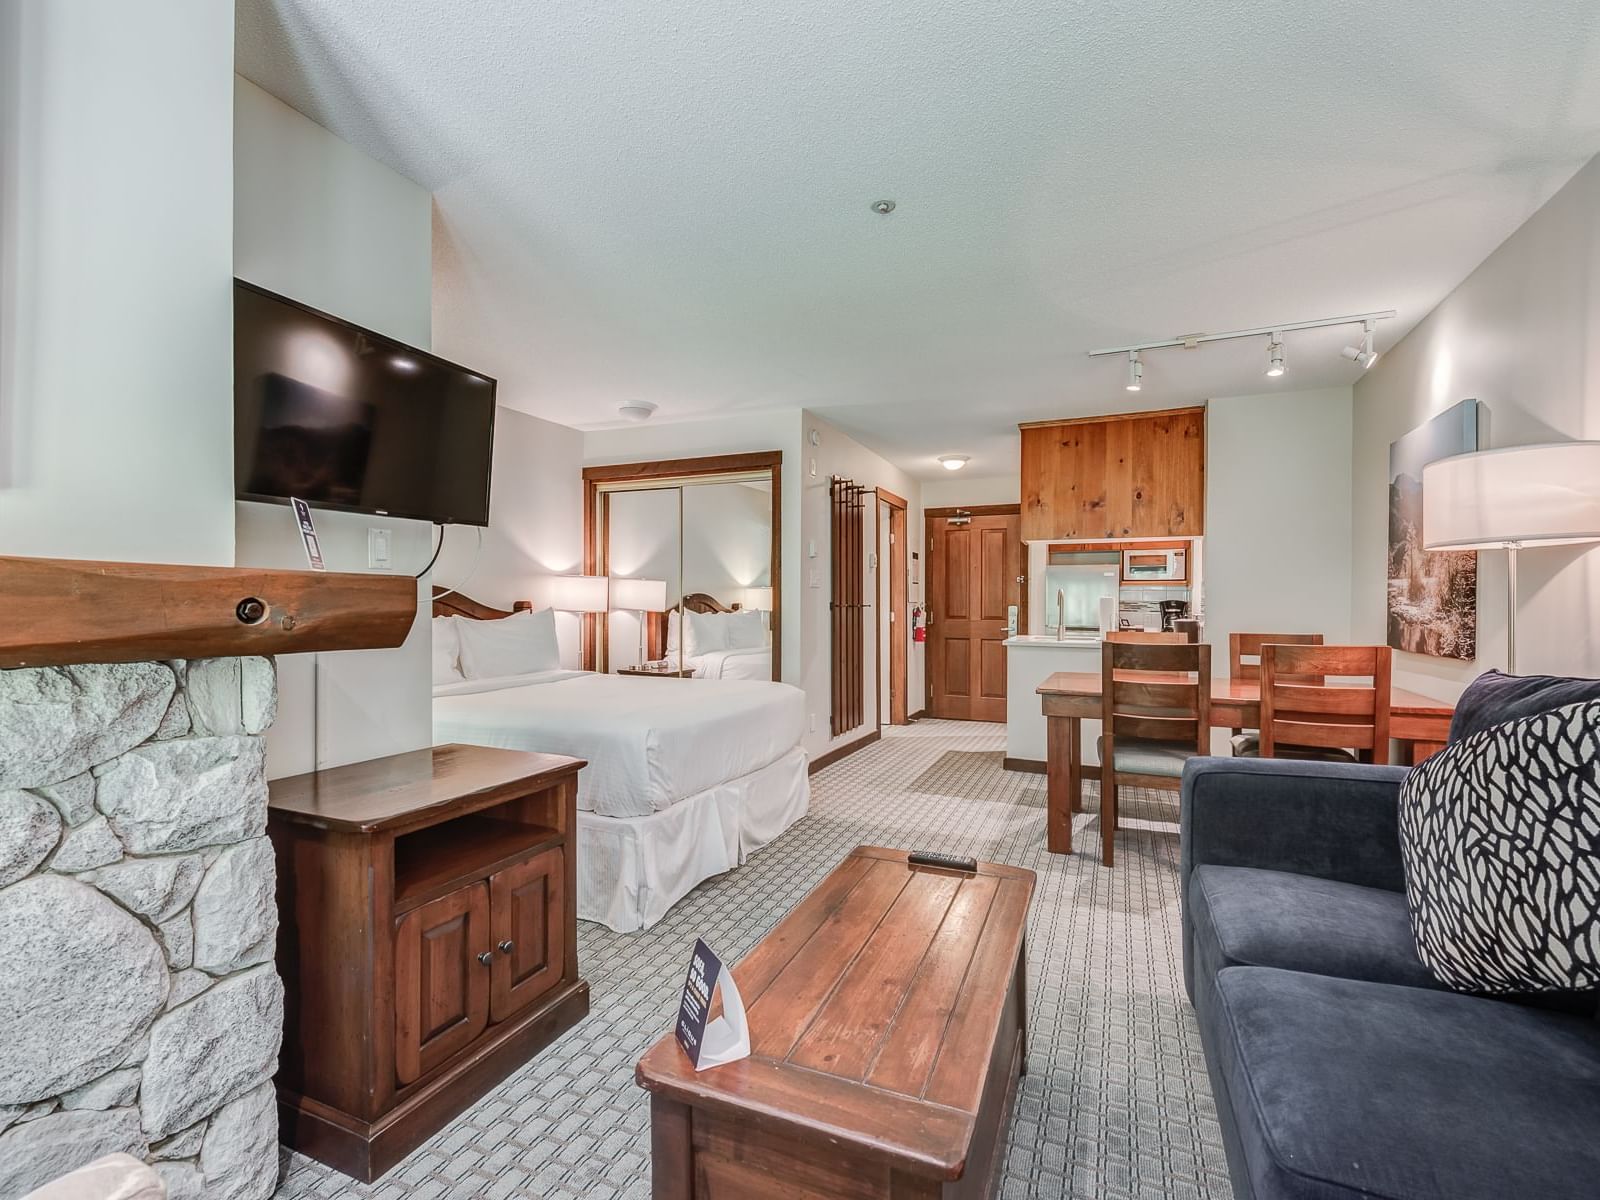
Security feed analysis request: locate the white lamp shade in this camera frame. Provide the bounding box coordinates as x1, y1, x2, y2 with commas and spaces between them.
1423, 443, 1600, 550
610, 577, 668, 612
548, 574, 610, 612
744, 586, 774, 612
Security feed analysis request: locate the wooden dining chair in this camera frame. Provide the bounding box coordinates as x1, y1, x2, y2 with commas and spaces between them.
1226, 632, 1325, 744
1239, 643, 1392, 764
1106, 630, 1188, 644
1097, 639, 1212, 868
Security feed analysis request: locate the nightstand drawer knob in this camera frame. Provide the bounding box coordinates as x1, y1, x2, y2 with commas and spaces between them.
497, 940, 514, 954
477, 951, 494, 966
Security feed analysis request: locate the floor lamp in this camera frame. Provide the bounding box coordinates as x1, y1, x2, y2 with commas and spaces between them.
610, 577, 668, 667
1423, 442, 1600, 673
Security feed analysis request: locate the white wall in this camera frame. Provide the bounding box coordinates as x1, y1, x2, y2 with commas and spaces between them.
801, 412, 924, 757
233, 77, 436, 776
0, 2, 235, 564
1206, 387, 1355, 672
1352, 153, 1600, 695
921, 474, 1021, 508
432, 406, 587, 667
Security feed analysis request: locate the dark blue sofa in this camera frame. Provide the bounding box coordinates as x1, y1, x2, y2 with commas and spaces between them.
1181, 756, 1600, 1200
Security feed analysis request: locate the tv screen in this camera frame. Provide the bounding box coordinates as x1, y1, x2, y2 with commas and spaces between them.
234, 280, 497, 526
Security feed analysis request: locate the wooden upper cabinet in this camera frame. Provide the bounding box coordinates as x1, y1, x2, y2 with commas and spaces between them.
1020, 406, 1205, 541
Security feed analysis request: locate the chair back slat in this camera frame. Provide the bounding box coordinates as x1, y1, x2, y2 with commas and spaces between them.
1107, 630, 1187, 645
1113, 714, 1201, 743
1107, 641, 1204, 672
1260, 644, 1391, 762
1115, 680, 1199, 709
1230, 632, 1325, 681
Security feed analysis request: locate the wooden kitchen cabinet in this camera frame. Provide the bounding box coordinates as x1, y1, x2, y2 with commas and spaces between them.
268, 745, 589, 1182
1020, 406, 1205, 541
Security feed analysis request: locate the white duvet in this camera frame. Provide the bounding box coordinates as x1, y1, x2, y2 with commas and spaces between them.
432, 670, 806, 819
685, 646, 772, 681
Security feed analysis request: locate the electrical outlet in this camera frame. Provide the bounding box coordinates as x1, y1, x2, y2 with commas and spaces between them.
808, 569, 821, 588
367, 527, 392, 570
808, 713, 817, 732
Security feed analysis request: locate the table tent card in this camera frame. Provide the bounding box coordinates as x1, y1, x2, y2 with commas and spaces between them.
674, 938, 750, 1071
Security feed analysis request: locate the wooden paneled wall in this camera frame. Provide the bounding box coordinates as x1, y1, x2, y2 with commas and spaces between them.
1020, 406, 1205, 541
830, 478, 867, 737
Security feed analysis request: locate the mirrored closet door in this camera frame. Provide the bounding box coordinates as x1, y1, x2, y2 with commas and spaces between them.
582, 453, 781, 681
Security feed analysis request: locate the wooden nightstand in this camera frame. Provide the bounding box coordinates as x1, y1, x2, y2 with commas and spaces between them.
617, 667, 695, 678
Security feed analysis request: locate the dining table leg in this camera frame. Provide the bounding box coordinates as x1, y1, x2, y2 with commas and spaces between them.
1046, 714, 1080, 854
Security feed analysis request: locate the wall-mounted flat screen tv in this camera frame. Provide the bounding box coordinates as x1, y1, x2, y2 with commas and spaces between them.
234, 279, 497, 526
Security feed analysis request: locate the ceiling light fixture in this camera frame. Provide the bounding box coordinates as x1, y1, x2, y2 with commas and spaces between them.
1266, 334, 1285, 378
871, 200, 896, 215
617, 400, 657, 422
1090, 309, 1394, 391
1342, 320, 1379, 369
937, 454, 970, 471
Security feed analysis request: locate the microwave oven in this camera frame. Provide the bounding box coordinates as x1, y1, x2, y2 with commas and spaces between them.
1122, 547, 1187, 582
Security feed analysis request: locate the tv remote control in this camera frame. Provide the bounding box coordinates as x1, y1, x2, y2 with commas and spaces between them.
907, 850, 978, 874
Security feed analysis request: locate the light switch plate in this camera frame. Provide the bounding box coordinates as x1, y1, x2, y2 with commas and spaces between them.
368, 527, 392, 570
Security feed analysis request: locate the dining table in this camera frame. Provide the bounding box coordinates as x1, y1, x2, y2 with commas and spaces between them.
1036, 671, 1456, 855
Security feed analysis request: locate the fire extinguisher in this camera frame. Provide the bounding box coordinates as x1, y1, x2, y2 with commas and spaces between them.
912, 605, 928, 643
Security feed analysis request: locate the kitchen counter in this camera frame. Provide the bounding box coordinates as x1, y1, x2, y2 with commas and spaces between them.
1005, 638, 1102, 768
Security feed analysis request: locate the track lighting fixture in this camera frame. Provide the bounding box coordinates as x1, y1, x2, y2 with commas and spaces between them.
1091, 310, 1394, 393
1266, 334, 1285, 378
1342, 320, 1379, 369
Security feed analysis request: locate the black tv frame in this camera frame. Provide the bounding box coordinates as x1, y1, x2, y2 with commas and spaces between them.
234, 277, 498, 527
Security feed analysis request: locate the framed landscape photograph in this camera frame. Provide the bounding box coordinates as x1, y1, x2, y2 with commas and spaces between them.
1387, 399, 1479, 660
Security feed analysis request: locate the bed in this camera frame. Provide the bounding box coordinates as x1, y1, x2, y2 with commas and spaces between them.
432, 590, 808, 932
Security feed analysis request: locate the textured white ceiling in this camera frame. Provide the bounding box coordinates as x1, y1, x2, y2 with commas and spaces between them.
236, 0, 1600, 478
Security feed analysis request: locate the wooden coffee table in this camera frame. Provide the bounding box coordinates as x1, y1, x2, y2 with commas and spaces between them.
635, 845, 1035, 1199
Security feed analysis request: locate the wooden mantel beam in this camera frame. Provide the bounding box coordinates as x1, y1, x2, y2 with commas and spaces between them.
0, 556, 419, 668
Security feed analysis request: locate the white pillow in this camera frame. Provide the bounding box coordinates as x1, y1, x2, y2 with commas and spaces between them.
431, 617, 463, 686
456, 608, 561, 679
666, 609, 680, 652
684, 608, 729, 655
725, 609, 766, 650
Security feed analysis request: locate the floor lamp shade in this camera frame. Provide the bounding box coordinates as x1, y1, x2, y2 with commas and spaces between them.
1422, 442, 1600, 672
610, 577, 668, 613
548, 574, 610, 613
1422, 443, 1600, 550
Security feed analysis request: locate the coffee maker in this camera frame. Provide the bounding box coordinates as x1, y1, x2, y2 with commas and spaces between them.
1159, 599, 1190, 632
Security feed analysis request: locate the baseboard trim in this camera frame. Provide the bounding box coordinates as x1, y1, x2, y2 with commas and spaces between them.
809, 730, 881, 774
1001, 757, 1046, 774
907, 708, 927, 721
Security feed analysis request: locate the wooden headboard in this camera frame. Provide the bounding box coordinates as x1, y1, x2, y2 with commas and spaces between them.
681, 592, 740, 614
431, 587, 527, 621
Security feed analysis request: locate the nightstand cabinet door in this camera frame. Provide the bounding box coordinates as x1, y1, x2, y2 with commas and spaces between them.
489, 847, 565, 1022
395, 882, 491, 1085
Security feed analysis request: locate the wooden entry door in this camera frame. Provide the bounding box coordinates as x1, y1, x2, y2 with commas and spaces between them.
927, 510, 1023, 721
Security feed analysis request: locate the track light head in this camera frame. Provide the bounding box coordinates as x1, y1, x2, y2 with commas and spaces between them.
1342, 321, 1379, 369
1266, 334, 1285, 378
1125, 350, 1143, 392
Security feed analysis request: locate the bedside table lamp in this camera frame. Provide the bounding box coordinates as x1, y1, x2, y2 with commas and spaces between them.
745, 586, 774, 627
549, 575, 609, 670
610, 577, 668, 667
1423, 442, 1600, 673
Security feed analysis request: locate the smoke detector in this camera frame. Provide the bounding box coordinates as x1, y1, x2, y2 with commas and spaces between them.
618, 401, 657, 422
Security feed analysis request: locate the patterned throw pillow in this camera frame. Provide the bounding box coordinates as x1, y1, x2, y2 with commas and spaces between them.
1399, 699, 1600, 994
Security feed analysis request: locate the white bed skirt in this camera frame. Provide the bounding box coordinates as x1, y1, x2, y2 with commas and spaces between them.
576, 745, 809, 932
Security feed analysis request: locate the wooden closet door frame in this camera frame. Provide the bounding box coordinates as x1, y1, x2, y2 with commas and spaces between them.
879, 488, 909, 726
924, 505, 1024, 721
582, 452, 782, 679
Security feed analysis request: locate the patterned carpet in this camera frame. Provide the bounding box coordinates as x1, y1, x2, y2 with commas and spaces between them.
275, 721, 1231, 1199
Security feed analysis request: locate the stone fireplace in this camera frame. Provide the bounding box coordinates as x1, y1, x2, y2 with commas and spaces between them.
0, 657, 282, 1200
